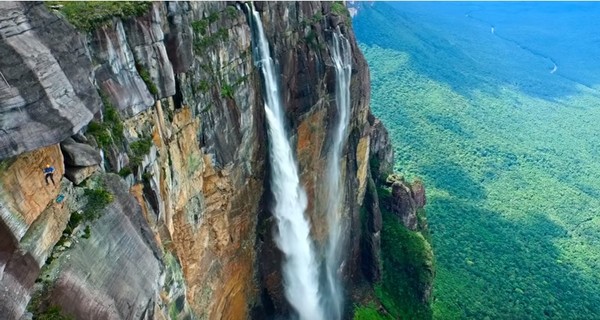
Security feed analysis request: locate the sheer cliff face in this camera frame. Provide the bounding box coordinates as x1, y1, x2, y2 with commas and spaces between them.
0, 2, 389, 319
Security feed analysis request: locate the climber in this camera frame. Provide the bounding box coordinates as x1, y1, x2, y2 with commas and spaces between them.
43, 164, 56, 186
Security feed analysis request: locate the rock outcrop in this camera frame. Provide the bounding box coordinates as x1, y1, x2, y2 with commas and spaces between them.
0, 1, 425, 319
368, 112, 394, 183
60, 139, 102, 167
383, 174, 427, 231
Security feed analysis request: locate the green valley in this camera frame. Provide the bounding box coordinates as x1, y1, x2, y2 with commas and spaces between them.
353, 2, 600, 319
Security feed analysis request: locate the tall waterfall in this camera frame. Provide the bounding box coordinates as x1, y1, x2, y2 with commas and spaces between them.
249, 6, 324, 320
323, 28, 353, 320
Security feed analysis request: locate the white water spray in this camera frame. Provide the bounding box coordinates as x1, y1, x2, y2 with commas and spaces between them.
324, 28, 353, 319
249, 6, 324, 320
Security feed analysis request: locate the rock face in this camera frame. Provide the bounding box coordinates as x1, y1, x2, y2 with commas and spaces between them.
0, 2, 102, 159
92, 20, 156, 117
0, 144, 66, 318
361, 176, 383, 282
124, 4, 177, 99
368, 112, 394, 183
0, 1, 420, 319
42, 174, 163, 320
359, 109, 395, 283
0, 144, 64, 240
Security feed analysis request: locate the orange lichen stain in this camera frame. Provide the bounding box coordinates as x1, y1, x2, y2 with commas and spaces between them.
296, 108, 328, 243
0, 144, 64, 227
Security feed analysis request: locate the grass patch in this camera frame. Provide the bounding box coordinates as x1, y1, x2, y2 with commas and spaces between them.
36, 305, 74, 320
194, 28, 229, 54
129, 137, 153, 168
220, 83, 234, 99
86, 91, 125, 149
118, 167, 132, 177
28, 287, 74, 320
0, 157, 16, 173
331, 1, 350, 19
83, 188, 114, 220
136, 63, 159, 96
81, 187, 111, 223
304, 29, 321, 50
85, 121, 111, 148
226, 6, 238, 19
45, 1, 152, 32
82, 225, 91, 239
191, 19, 209, 36
191, 9, 229, 55
53, 186, 113, 261
353, 304, 391, 320
196, 79, 210, 93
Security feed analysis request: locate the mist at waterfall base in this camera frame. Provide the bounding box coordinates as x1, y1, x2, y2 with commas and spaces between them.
249, 6, 324, 320
322, 29, 352, 320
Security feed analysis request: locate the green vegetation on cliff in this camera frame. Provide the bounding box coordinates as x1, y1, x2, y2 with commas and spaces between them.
354, 2, 600, 319
353, 304, 391, 320
86, 92, 125, 149
376, 187, 433, 319
354, 184, 434, 319
45, 1, 152, 31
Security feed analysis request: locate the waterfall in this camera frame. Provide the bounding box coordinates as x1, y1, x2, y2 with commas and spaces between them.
249, 6, 324, 320
323, 28, 353, 319
99, 149, 106, 172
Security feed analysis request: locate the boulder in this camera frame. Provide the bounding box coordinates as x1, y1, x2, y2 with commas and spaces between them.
60, 140, 102, 167
63, 165, 99, 185
71, 132, 88, 144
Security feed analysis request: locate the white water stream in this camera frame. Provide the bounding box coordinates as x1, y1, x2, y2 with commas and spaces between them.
250, 6, 324, 320
323, 28, 352, 320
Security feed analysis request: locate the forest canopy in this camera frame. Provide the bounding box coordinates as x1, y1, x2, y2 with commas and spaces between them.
354, 2, 600, 319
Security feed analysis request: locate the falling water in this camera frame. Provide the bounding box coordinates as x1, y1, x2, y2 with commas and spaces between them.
323, 28, 353, 319
249, 6, 324, 320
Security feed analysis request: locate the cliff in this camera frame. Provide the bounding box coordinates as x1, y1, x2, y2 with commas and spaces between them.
0, 1, 431, 319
